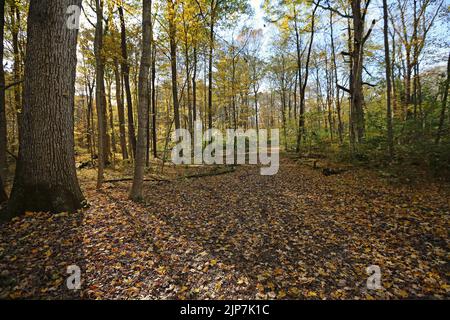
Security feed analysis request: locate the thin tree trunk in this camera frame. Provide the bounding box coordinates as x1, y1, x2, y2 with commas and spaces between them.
351, 0, 366, 143
254, 84, 259, 134
182, 10, 192, 134
85, 77, 95, 161
383, 0, 394, 159
208, 2, 216, 131
168, 0, 180, 130
330, 11, 343, 143
118, 5, 137, 158
114, 59, 128, 160
193, 44, 197, 123
6, 0, 85, 218
436, 52, 450, 144
130, 0, 152, 201
231, 54, 237, 130
151, 42, 157, 158
325, 54, 334, 141
94, 0, 107, 188
0, 0, 6, 181
107, 78, 117, 155
10, 0, 21, 130
347, 18, 355, 150
297, 1, 319, 152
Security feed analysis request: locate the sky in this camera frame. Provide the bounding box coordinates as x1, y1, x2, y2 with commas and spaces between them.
216, 0, 276, 58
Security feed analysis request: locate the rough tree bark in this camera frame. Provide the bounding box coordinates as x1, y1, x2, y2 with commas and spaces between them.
6, 0, 85, 218
130, 0, 152, 201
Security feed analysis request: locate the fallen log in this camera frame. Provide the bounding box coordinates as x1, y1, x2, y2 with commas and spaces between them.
104, 166, 236, 184
322, 167, 348, 176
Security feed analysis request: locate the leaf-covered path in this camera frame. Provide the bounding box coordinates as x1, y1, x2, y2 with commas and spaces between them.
0, 157, 449, 299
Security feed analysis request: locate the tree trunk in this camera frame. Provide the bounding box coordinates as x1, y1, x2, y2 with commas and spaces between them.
0, 0, 6, 181
6, 0, 85, 218
107, 78, 117, 155
325, 54, 334, 141
94, 0, 107, 188
0, 175, 6, 204
130, 0, 152, 201
151, 42, 157, 158
347, 18, 355, 150
10, 0, 22, 130
351, 0, 366, 143
330, 11, 343, 144
85, 77, 95, 161
254, 83, 259, 134
193, 45, 198, 123
383, 0, 394, 159
168, 0, 180, 130
207, 2, 216, 131
183, 13, 192, 135
297, 2, 319, 152
118, 5, 137, 158
231, 54, 237, 130
436, 52, 450, 144
114, 59, 128, 159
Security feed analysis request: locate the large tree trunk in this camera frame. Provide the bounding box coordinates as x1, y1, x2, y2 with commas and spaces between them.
130, 0, 152, 201
118, 5, 137, 158
0, 0, 6, 181
383, 0, 394, 159
6, 0, 85, 218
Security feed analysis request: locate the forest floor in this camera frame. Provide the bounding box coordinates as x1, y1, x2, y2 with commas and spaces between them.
0, 156, 449, 299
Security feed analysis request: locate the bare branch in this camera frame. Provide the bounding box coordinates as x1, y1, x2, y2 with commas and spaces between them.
311, 0, 352, 19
